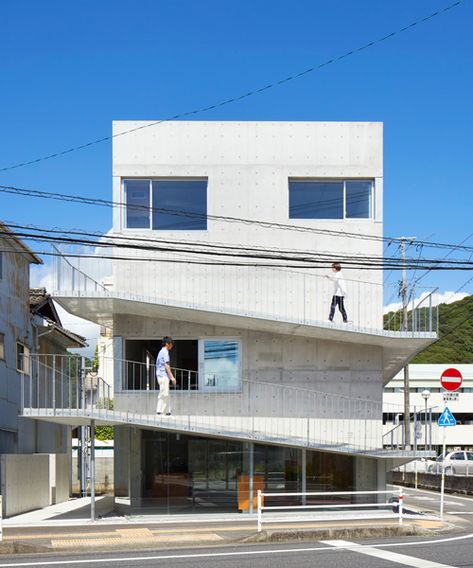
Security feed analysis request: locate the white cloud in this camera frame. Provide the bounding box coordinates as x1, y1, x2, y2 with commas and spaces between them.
30, 261, 100, 358
384, 290, 469, 314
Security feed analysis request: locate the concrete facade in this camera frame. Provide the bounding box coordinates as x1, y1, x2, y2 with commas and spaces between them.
0, 453, 69, 517
44, 121, 437, 513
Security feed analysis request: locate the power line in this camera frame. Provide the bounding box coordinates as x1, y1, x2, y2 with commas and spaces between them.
6, 221, 473, 266
4, 183, 473, 254
4, 248, 473, 271
0, 1, 463, 173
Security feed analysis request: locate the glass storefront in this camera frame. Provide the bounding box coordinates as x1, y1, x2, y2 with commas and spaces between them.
140, 430, 355, 513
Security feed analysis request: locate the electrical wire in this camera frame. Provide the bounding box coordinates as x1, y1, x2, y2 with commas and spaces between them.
0, 0, 463, 172
3, 227, 473, 270
4, 184, 473, 253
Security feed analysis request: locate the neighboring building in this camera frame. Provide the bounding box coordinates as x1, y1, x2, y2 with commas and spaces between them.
23, 121, 438, 514
0, 223, 87, 516
384, 364, 473, 452
0, 222, 42, 453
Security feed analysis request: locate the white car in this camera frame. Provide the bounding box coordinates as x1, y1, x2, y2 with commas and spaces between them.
428, 451, 473, 475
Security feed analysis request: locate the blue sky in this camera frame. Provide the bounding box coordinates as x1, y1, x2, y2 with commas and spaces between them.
1, 0, 472, 333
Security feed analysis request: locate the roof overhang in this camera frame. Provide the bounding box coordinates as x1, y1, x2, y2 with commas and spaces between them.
0, 222, 43, 264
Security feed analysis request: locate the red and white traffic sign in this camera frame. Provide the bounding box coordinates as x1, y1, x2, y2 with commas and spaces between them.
440, 368, 463, 392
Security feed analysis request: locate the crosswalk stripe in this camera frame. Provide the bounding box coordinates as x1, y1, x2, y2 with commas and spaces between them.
321, 539, 455, 568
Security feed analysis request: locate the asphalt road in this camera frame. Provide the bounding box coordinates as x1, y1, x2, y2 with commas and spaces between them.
393, 484, 473, 523
1, 533, 473, 568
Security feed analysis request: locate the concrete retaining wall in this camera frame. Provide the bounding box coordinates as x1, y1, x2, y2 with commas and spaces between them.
0, 454, 71, 517
393, 470, 473, 495
0, 454, 50, 517
72, 457, 114, 494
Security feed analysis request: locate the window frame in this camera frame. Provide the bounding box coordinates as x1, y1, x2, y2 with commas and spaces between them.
288, 178, 374, 221
198, 337, 242, 393
122, 177, 209, 232
16, 342, 30, 374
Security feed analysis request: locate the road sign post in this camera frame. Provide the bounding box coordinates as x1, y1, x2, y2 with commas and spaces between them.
439, 368, 461, 518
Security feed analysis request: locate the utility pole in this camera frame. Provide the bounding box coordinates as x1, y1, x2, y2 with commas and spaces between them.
399, 237, 416, 450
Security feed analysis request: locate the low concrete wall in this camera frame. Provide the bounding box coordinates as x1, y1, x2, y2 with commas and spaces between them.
393, 470, 473, 495
0, 454, 71, 517
54, 454, 70, 504
0, 454, 50, 517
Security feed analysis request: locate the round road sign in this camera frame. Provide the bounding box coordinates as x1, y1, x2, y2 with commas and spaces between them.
440, 368, 463, 392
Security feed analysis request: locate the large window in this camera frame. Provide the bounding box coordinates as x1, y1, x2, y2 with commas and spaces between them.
124, 179, 207, 230
289, 180, 373, 220
122, 338, 241, 392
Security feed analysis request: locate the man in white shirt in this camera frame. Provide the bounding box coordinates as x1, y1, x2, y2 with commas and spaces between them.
156, 336, 177, 416
327, 262, 348, 323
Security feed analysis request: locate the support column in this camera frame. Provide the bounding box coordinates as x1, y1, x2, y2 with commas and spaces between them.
248, 442, 254, 514
90, 420, 96, 521
302, 449, 307, 505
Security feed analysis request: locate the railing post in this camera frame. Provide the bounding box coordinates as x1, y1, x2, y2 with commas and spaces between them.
52, 355, 56, 413
428, 292, 432, 332
398, 488, 403, 525
90, 420, 96, 521
257, 490, 262, 533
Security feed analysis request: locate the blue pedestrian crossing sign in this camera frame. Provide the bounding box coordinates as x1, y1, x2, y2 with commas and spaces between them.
438, 406, 456, 427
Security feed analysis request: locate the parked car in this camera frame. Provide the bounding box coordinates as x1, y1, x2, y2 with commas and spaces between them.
428, 451, 473, 475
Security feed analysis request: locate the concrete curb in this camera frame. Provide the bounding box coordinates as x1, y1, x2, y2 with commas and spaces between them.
240, 524, 429, 544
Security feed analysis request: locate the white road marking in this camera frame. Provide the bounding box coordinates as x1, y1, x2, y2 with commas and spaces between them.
447, 511, 473, 515
322, 540, 455, 568
395, 485, 473, 503
0, 532, 472, 567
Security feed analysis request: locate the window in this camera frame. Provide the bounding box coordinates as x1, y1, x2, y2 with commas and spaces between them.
0, 251, 3, 279
0, 332, 4, 360
289, 180, 373, 220
199, 339, 241, 392
124, 179, 207, 230
450, 452, 465, 461
125, 180, 150, 228
467, 453, 473, 461
16, 343, 30, 374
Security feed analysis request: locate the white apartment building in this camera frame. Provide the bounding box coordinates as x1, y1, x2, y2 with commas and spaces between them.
21, 121, 438, 514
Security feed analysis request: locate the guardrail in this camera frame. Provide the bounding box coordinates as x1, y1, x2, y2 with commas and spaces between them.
256, 489, 404, 532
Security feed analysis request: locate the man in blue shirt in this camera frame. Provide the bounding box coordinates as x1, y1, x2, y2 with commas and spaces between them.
156, 336, 176, 416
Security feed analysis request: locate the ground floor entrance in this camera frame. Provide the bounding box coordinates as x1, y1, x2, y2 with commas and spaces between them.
116, 428, 371, 514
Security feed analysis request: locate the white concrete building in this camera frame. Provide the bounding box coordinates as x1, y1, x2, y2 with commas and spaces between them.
21, 121, 438, 514
384, 364, 473, 451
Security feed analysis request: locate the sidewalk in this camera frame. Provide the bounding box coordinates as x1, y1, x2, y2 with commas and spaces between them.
0, 498, 446, 554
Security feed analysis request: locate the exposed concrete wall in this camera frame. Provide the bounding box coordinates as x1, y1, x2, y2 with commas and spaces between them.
72, 457, 114, 494
111, 121, 384, 331
114, 316, 384, 402
114, 426, 130, 497
0, 453, 70, 517
54, 454, 70, 504
0, 454, 50, 517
